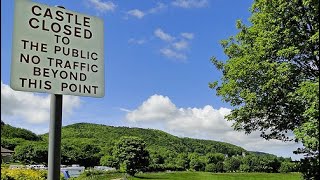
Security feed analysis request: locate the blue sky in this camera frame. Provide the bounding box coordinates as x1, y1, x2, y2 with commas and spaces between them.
1, 0, 303, 160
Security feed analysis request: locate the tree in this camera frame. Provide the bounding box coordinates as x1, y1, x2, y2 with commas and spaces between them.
293, 81, 319, 178
77, 143, 101, 167
241, 155, 259, 172
61, 143, 79, 165
113, 136, 150, 176
279, 161, 296, 173
188, 153, 205, 171
189, 157, 205, 171
14, 142, 48, 164
206, 153, 225, 164
100, 155, 119, 168
266, 157, 281, 173
1, 121, 40, 141
239, 164, 250, 172
150, 153, 165, 165
61, 141, 101, 167
1, 138, 27, 150
224, 156, 241, 172
205, 163, 216, 172
210, 0, 319, 178
176, 153, 190, 170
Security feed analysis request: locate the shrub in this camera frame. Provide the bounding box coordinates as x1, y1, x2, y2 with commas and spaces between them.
205, 163, 215, 172
1, 168, 64, 180
1, 168, 46, 180
279, 161, 296, 173
239, 164, 250, 172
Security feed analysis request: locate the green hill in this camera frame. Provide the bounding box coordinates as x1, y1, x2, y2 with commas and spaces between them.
2, 122, 286, 170
1, 120, 41, 151
1, 120, 40, 141
39, 122, 246, 156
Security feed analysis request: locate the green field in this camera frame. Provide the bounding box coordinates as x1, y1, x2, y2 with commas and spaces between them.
76, 172, 302, 180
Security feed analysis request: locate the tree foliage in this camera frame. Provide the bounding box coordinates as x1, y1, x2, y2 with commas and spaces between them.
1, 122, 300, 174
1, 138, 29, 150
14, 142, 48, 165
206, 153, 225, 164
224, 156, 241, 172
279, 161, 297, 173
100, 155, 119, 168
210, 0, 319, 178
113, 136, 150, 176
1, 120, 40, 141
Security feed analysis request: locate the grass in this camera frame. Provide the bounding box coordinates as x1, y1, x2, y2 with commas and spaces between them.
75, 171, 302, 180
130, 172, 302, 180
73, 171, 126, 180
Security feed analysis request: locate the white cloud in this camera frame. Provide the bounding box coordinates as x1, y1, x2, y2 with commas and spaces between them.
127, 9, 145, 19
127, 94, 176, 122
181, 32, 194, 40
87, 0, 116, 13
126, 3, 167, 19
128, 29, 194, 61
129, 29, 193, 61
128, 38, 146, 45
173, 40, 189, 50
160, 48, 187, 61
1, 82, 80, 124
119, 108, 132, 113
125, 94, 303, 159
154, 28, 174, 42
154, 28, 194, 61
148, 2, 167, 14
172, 0, 209, 8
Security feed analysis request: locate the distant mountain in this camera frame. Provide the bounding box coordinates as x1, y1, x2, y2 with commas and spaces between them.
2, 121, 286, 170
1, 120, 40, 141
1, 122, 277, 159
249, 151, 277, 157
39, 122, 247, 156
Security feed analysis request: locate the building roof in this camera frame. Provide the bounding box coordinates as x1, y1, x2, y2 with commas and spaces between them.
1, 147, 14, 153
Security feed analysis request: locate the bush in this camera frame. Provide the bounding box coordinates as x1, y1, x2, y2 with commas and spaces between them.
1, 168, 64, 180
239, 164, 250, 172
205, 163, 215, 172
224, 157, 241, 172
100, 155, 119, 169
215, 161, 224, 172
279, 161, 296, 173
78, 169, 104, 177
147, 164, 166, 172
1, 168, 46, 180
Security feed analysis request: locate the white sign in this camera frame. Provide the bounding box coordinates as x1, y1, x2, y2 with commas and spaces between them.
11, 0, 104, 97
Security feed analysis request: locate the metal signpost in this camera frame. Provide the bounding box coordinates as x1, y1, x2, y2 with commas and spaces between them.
10, 0, 104, 179
49, 94, 63, 180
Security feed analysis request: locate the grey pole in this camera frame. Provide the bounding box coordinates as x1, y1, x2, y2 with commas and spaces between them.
48, 94, 63, 180
48, 5, 65, 180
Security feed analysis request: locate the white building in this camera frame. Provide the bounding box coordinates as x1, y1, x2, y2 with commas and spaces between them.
61, 164, 85, 178
94, 166, 116, 171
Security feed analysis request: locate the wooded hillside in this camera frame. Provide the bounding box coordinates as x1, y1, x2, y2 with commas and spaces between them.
2, 121, 296, 173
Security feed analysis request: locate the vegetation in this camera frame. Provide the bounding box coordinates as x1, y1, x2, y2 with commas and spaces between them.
13, 142, 48, 165
130, 172, 302, 180
74, 171, 302, 180
73, 170, 125, 180
210, 0, 319, 179
39, 122, 248, 169
1, 168, 46, 180
113, 136, 150, 176
0, 168, 64, 180
1, 120, 40, 151
1, 122, 299, 175
1, 120, 40, 141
